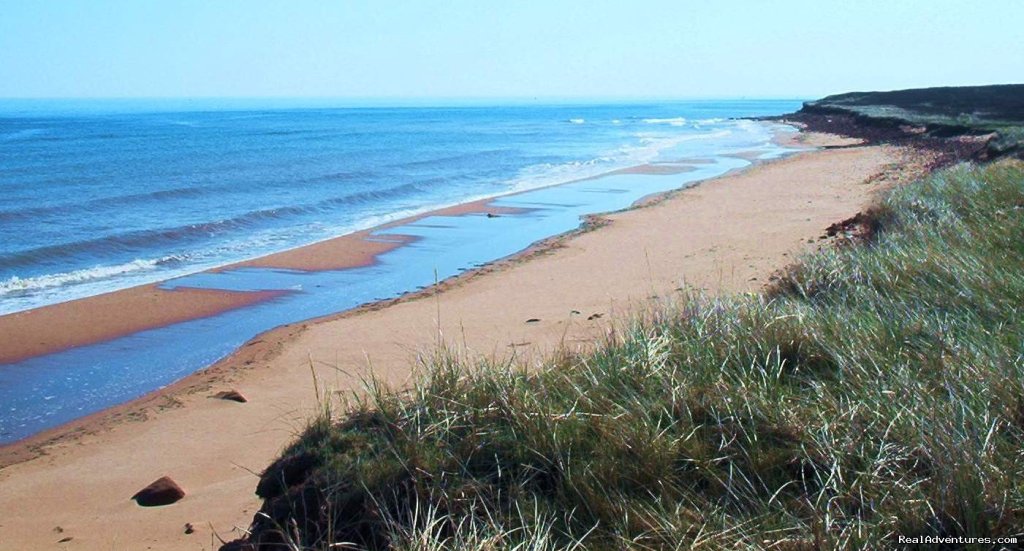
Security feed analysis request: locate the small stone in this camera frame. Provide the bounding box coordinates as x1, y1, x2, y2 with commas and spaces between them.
132, 476, 185, 507
525, 318, 541, 323
184, 523, 195, 535
587, 313, 604, 321
213, 390, 247, 403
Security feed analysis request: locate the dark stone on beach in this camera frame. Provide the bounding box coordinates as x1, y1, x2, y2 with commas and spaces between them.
132, 476, 185, 506
184, 522, 195, 534
486, 212, 500, 218
525, 318, 541, 323
214, 390, 248, 403
587, 313, 604, 320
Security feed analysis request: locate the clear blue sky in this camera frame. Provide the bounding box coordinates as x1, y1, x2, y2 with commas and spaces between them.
1, 0, 1021, 100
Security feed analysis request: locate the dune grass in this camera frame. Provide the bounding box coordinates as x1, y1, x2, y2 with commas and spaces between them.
239, 161, 1024, 550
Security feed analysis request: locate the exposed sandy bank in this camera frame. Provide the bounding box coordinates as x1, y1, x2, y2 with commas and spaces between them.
0, 287, 284, 364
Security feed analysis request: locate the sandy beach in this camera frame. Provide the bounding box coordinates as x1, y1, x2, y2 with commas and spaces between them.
0, 201, 520, 365
0, 131, 933, 550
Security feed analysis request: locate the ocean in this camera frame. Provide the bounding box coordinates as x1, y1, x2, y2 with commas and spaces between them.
0, 100, 799, 314
0, 99, 803, 443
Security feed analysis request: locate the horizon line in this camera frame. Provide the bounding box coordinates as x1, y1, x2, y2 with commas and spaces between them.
0, 94, 812, 103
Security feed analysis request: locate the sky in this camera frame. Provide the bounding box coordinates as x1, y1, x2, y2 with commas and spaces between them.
1, 0, 1021, 101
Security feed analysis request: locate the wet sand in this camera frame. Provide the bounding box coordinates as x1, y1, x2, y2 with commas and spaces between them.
233, 200, 527, 271
0, 132, 934, 550
0, 194, 530, 365
0, 287, 286, 364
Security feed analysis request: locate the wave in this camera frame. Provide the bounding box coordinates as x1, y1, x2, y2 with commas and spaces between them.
632, 129, 732, 145
643, 117, 688, 126
0, 183, 426, 270
0, 187, 210, 222
568, 118, 585, 124
311, 169, 381, 184
0, 257, 183, 297
507, 124, 743, 193
305, 181, 425, 211
389, 149, 509, 171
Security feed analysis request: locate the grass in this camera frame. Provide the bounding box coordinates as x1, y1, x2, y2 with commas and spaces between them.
804, 85, 1024, 128
234, 161, 1024, 550
799, 85, 1024, 159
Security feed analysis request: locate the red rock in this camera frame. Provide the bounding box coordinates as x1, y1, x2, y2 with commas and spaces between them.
132, 476, 185, 506
213, 390, 248, 403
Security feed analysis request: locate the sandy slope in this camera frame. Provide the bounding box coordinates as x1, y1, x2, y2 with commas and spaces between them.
0, 134, 928, 550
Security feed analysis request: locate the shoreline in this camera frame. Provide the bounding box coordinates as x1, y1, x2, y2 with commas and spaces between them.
0, 196, 532, 365
0, 153, 753, 366
0, 128, 938, 550
0, 125, 800, 446
0, 176, 769, 459
0, 130, 894, 464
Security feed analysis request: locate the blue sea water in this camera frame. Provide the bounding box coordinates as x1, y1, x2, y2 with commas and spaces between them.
0, 100, 799, 314
0, 99, 803, 443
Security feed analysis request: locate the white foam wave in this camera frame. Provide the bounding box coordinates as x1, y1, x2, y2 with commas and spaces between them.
643, 117, 688, 126
507, 158, 619, 193
0, 257, 179, 296
632, 129, 732, 147
568, 118, 585, 124
505, 126, 741, 193
732, 118, 763, 132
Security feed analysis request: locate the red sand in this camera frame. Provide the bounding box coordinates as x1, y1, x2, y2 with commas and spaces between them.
0, 286, 285, 364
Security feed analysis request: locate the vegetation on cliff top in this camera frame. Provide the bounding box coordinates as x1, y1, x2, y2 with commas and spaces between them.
227, 159, 1024, 550
800, 84, 1024, 158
